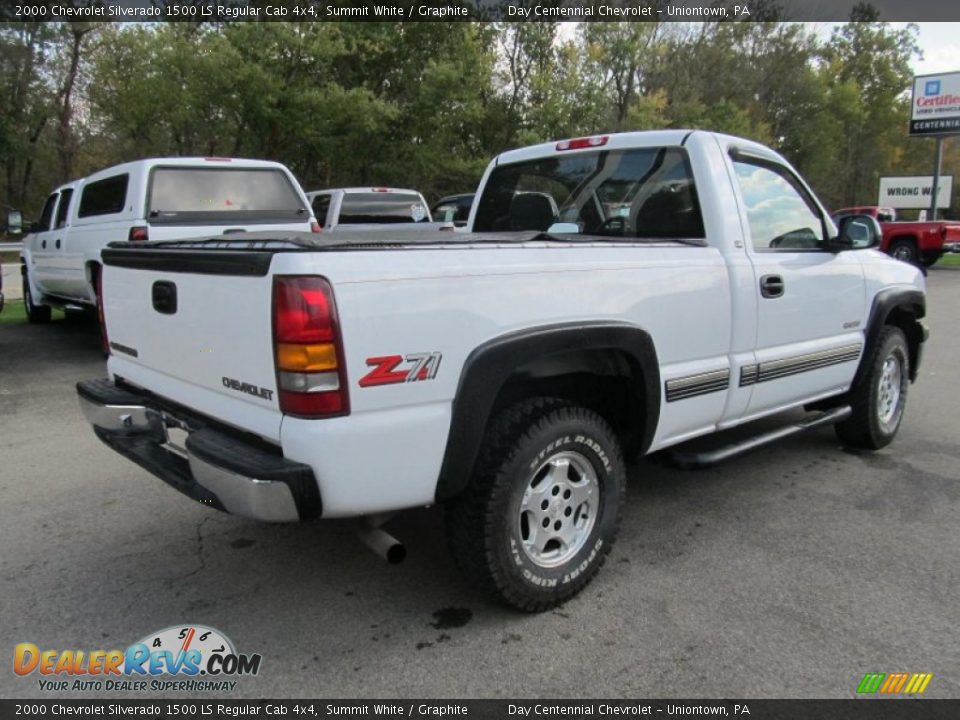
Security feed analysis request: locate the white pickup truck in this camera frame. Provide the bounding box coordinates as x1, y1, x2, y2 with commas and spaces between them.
78, 131, 927, 611
21, 157, 317, 325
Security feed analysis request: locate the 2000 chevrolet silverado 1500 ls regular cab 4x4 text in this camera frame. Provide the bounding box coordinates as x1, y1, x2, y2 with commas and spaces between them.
78, 131, 927, 611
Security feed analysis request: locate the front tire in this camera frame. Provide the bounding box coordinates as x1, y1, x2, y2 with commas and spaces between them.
835, 327, 909, 450
23, 271, 51, 324
445, 398, 626, 612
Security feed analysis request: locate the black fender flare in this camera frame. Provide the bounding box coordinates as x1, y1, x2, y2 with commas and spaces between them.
435, 321, 660, 501
855, 288, 926, 385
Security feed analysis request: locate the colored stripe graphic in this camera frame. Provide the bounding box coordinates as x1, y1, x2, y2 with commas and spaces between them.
857, 672, 932, 695
880, 672, 909, 693
905, 673, 933, 694
857, 673, 885, 693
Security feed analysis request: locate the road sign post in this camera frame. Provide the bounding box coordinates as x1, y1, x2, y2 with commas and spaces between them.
930, 137, 944, 221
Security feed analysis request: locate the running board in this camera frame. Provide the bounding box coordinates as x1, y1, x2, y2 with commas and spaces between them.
666, 406, 852, 470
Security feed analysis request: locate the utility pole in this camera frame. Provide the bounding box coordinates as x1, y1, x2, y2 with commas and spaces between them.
929, 137, 944, 221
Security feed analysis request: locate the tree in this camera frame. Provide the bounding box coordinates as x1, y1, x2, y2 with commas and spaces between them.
819, 4, 920, 207
0, 22, 58, 210
582, 22, 660, 129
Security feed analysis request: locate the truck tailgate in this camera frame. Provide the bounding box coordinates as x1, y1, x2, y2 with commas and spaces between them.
100, 247, 283, 442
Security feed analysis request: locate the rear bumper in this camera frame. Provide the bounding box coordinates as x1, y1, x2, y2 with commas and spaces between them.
77, 379, 320, 522
944, 242, 960, 253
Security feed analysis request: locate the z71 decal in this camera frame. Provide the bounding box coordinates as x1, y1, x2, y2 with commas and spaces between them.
359, 352, 442, 387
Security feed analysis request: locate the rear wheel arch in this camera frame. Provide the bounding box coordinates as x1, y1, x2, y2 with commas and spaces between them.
85, 261, 102, 299
435, 322, 660, 502
887, 235, 919, 262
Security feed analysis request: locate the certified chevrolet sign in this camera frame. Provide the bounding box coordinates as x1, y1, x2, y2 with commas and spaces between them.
910, 71, 960, 136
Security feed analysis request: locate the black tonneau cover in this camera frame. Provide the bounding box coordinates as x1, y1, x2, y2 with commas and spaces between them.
105, 228, 707, 253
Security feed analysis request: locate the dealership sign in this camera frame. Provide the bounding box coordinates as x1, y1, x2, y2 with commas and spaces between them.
910, 71, 960, 135
878, 176, 953, 209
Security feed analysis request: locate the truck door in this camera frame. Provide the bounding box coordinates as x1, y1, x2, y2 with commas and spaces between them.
728, 150, 866, 418
28, 192, 60, 296
43, 188, 75, 296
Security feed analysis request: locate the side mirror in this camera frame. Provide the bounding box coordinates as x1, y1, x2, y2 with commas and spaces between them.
830, 214, 880, 252
6, 210, 22, 235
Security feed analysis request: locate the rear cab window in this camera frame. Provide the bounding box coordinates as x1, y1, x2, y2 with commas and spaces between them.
473, 146, 705, 239
79, 174, 129, 218
338, 193, 430, 225
433, 197, 472, 225
147, 167, 306, 224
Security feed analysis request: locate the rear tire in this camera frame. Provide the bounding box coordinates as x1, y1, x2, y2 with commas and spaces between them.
888, 239, 918, 265
920, 254, 940, 268
835, 327, 909, 450
23, 271, 51, 324
445, 398, 626, 612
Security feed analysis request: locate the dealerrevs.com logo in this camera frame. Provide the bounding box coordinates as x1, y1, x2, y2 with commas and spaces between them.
14, 625, 261, 693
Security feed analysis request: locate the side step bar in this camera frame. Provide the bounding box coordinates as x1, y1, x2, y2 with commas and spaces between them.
666, 406, 852, 470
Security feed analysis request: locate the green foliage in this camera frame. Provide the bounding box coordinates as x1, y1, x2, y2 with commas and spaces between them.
819, 15, 922, 207
0, 9, 936, 218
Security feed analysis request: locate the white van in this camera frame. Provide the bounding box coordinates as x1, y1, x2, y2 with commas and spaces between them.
21, 157, 317, 322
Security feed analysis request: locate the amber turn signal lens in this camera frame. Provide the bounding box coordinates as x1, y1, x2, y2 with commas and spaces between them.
276, 342, 338, 372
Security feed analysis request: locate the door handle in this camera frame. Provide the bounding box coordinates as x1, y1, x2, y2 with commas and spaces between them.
55, 239, 61, 249
760, 274, 784, 298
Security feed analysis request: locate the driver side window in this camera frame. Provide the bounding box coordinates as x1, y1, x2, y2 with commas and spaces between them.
733, 158, 826, 252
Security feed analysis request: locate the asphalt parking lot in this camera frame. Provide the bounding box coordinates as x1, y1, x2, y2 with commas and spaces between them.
1, 269, 958, 700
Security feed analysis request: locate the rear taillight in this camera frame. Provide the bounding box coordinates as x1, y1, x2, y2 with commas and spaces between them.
273, 276, 348, 417
95, 270, 109, 356
556, 135, 609, 151
129, 226, 148, 242
311, 221, 322, 233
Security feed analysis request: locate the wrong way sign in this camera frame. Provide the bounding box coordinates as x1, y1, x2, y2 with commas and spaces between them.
878, 176, 953, 209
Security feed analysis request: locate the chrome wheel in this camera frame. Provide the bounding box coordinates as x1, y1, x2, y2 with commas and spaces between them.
891, 244, 914, 262
876, 352, 903, 432
518, 450, 599, 568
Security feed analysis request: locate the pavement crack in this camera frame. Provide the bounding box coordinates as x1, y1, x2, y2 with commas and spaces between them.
179, 515, 212, 583
162, 516, 212, 589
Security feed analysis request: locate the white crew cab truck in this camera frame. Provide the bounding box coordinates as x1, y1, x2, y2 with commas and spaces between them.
21, 157, 317, 324
77, 131, 927, 611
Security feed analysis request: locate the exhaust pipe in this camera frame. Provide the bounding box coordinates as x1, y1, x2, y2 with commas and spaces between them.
356, 516, 405, 564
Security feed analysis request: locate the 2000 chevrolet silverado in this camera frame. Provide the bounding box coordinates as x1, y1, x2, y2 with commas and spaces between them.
77, 131, 927, 611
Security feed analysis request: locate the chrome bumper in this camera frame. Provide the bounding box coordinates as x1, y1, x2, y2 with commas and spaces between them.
943, 242, 960, 254
77, 379, 319, 523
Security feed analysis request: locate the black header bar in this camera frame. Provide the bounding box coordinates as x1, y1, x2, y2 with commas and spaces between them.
1, 700, 960, 720
3, 0, 960, 23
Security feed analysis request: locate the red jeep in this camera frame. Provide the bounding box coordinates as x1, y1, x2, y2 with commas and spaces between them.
831, 205, 960, 267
